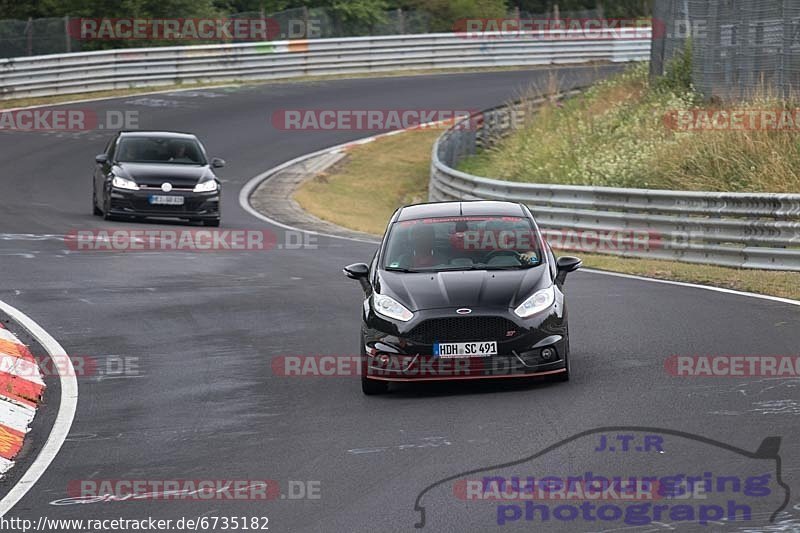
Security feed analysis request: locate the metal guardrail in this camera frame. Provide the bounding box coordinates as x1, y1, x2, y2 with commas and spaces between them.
0, 29, 651, 100
430, 97, 800, 271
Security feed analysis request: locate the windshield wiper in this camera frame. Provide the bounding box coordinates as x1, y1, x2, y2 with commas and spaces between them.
427, 264, 537, 272
483, 264, 537, 270
384, 266, 421, 273
386, 264, 537, 273
429, 265, 491, 272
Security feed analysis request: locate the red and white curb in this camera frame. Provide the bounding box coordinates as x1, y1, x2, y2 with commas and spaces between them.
0, 323, 45, 476
0, 300, 75, 518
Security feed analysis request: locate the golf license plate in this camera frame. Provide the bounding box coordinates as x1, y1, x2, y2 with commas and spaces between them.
434, 341, 497, 358
149, 195, 184, 206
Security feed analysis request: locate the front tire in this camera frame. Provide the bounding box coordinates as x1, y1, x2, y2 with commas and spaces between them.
101, 190, 117, 221
92, 184, 103, 216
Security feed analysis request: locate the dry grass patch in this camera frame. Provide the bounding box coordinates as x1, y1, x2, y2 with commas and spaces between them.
460, 62, 800, 193
293, 128, 442, 235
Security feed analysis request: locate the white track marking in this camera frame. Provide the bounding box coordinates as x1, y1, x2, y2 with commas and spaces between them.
239, 145, 380, 245
580, 269, 800, 307
0, 300, 77, 517
239, 124, 446, 245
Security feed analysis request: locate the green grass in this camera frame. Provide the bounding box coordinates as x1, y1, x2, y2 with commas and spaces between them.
459, 62, 800, 193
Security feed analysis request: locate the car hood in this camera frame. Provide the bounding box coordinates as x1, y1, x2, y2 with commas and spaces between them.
114, 163, 214, 187
376, 266, 550, 311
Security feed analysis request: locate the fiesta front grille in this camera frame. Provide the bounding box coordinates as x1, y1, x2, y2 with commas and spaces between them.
408, 316, 519, 343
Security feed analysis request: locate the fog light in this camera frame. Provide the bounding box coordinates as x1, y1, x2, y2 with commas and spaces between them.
541, 347, 556, 361
377, 354, 391, 365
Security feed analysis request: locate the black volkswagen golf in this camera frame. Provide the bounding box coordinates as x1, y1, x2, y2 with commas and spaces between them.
93, 131, 225, 226
344, 201, 582, 395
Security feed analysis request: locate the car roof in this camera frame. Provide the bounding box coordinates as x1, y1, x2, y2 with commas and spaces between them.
118, 131, 199, 140
396, 201, 526, 221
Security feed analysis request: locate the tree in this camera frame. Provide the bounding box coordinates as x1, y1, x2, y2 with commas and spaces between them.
330, 0, 389, 33
404, 0, 507, 32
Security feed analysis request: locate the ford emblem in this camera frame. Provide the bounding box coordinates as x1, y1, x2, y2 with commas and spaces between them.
456, 308, 472, 315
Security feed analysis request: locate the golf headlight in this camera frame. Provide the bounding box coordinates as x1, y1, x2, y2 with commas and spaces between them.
194, 180, 218, 193
373, 294, 414, 322
514, 286, 555, 318
112, 176, 139, 190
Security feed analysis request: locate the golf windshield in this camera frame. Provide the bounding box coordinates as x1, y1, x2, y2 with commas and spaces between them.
382, 216, 544, 272
117, 137, 207, 165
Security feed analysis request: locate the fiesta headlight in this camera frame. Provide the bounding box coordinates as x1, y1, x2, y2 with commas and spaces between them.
111, 176, 139, 190
514, 286, 555, 318
373, 294, 414, 322
193, 180, 218, 193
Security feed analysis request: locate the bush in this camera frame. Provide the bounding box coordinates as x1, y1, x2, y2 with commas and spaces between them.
458, 63, 800, 193
404, 0, 507, 32
655, 39, 693, 94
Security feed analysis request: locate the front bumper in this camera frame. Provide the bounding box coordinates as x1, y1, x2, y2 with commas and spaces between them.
108, 187, 220, 220
361, 304, 568, 382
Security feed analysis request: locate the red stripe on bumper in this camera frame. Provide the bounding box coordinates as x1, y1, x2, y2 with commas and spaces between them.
365, 368, 567, 382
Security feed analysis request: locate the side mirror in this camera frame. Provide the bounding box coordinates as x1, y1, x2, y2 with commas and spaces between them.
211, 157, 226, 168
95, 154, 108, 164
556, 256, 582, 285
343, 263, 370, 280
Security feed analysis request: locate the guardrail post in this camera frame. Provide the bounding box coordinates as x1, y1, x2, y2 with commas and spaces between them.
26, 17, 33, 57
64, 16, 71, 53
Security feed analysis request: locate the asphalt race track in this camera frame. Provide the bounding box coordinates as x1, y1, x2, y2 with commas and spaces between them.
1, 66, 800, 532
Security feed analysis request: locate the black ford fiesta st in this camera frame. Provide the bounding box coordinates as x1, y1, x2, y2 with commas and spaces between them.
93, 131, 225, 226
344, 201, 582, 395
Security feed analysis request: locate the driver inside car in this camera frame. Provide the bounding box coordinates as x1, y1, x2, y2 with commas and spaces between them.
398, 224, 448, 269
168, 141, 196, 163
